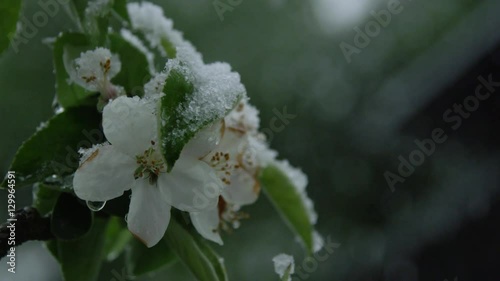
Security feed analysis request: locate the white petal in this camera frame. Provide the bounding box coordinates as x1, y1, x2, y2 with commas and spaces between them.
127, 179, 171, 248
103, 96, 158, 156
222, 171, 259, 206
158, 157, 222, 212
73, 143, 135, 202
248, 135, 277, 167
190, 208, 223, 245
182, 120, 224, 159
225, 98, 260, 134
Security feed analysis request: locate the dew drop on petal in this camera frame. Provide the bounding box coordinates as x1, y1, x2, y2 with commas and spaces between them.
86, 200, 107, 212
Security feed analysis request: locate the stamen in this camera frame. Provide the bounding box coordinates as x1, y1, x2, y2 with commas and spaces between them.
134, 144, 165, 185
217, 197, 249, 233
207, 151, 237, 185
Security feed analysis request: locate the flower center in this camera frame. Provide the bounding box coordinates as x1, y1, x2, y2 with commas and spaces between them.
134, 143, 165, 185
207, 151, 239, 185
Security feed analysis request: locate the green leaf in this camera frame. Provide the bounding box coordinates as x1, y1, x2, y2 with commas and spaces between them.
53, 32, 95, 109
33, 183, 61, 216
281, 265, 293, 281
260, 165, 314, 253
126, 236, 177, 278
55, 218, 109, 281
161, 38, 176, 58
67, 0, 113, 45
51, 193, 93, 240
112, 0, 130, 24
103, 217, 132, 261
101, 190, 131, 217
1, 107, 101, 189
88, 16, 110, 46
158, 68, 195, 171
0, 0, 22, 54
159, 67, 241, 171
68, 0, 88, 29
84, 1, 114, 46
45, 240, 59, 258
164, 217, 228, 281
109, 33, 150, 96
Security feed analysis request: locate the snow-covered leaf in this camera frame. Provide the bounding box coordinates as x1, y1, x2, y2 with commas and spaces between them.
158, 67, 195, 171
260, 165, 315, 253
158, 63, 243, 171
273, 254, 295, 281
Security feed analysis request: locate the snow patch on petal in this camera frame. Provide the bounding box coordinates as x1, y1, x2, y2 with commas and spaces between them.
103, 96, 158, 156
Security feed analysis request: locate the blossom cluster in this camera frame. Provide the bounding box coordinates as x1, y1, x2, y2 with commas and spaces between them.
70, 2, 317, 248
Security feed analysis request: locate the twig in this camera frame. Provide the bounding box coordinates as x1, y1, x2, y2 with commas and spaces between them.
0, 207, 54, 260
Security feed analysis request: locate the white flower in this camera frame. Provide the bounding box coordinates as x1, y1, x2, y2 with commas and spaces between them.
189, 99, 277, 245
73, 96, 223, 247
273, 254, 295, 281
69, 47, 125, 101
127, 2, 187, 57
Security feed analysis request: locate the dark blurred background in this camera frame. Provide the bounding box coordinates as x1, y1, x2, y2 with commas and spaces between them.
1, 0, 500, 280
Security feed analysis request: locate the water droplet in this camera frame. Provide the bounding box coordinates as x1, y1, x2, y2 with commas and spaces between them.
44, 174, 63, 185
52, 97, 65, 114
124, 214, 129, 223
86, 201, 107, 212
54, 106, 64, 114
